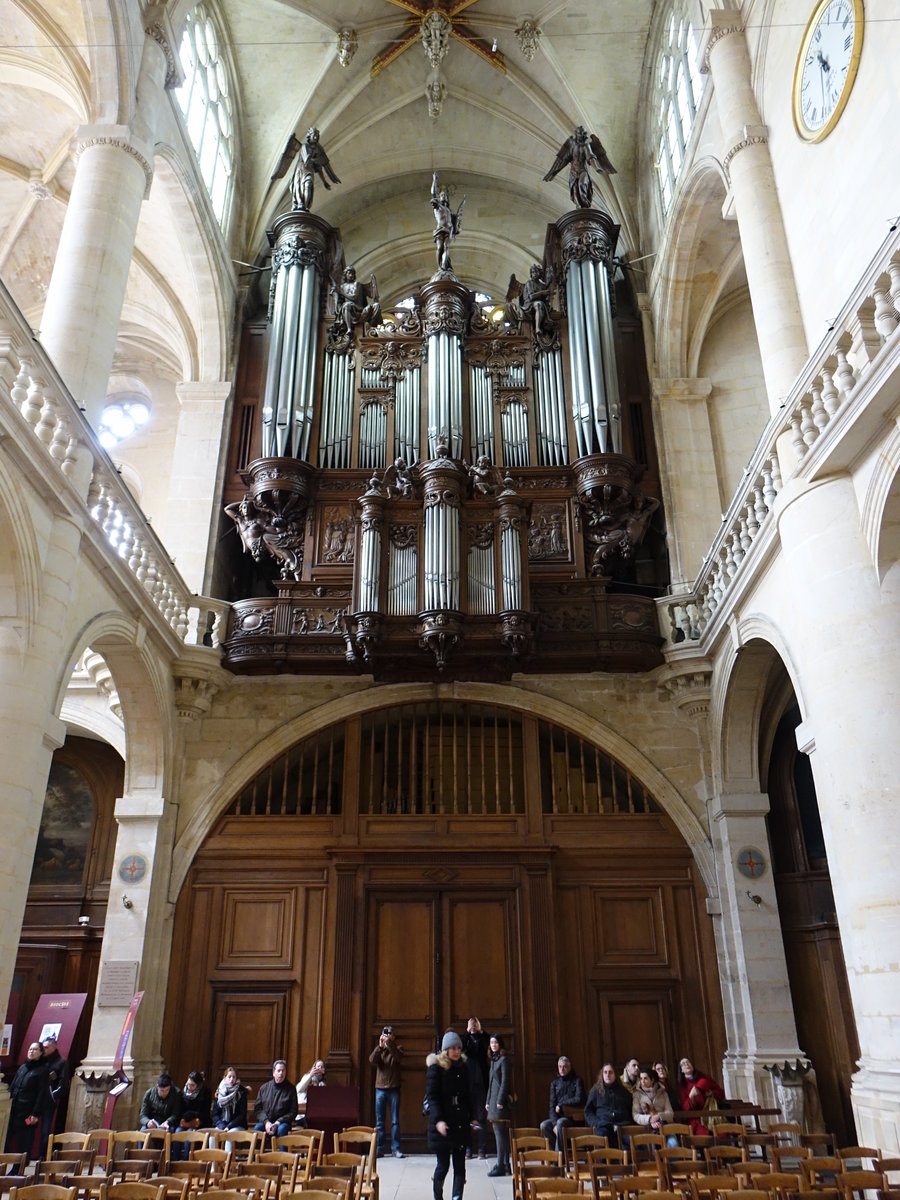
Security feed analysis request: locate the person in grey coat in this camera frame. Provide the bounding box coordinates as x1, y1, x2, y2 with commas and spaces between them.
486, 1035, 511, 1177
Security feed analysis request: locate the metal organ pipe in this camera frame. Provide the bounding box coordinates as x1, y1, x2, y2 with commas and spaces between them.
566, 265, 591, 458
597, 258, 622, 452
579, 258, 607, 453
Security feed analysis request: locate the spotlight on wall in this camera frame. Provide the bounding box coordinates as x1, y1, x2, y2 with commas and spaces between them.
77, 915, 90, 927
122, 894, 134, 910
746, 891, 762, 906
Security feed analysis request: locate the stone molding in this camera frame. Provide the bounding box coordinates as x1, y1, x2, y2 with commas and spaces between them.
699, 9, 745, 74
659, 667, 712, 719
652, 376, 713, 403
722, 124, 770, 181
144, 5, 184, 90
74, 126, 154, 196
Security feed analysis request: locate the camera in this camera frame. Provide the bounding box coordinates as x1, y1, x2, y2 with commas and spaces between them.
382, 1026, 393, 1036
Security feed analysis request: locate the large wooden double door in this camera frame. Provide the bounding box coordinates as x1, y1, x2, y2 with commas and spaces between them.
365, 885, 520, 1147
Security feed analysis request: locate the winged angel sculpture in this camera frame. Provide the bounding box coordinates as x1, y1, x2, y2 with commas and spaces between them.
270, 127, 340, 213
543, 126, 616, 209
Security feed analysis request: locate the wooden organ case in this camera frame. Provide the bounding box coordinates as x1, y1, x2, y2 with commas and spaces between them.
221, 204, 665, 678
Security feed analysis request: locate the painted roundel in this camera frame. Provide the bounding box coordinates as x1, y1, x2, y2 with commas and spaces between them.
118, 854, 148, 884
736, 847, 767, 880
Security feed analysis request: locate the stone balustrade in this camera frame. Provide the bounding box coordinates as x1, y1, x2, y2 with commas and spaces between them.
0, 278, 226, 649
659, 223, 900, 648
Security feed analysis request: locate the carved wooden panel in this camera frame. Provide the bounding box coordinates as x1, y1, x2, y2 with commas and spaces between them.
219, 890, 295, 968
210, 989, 288, 1082
445, 895, 514, 1025
370, 896, 436, 1025
592, 891, 666, 964
594, 987, 674, 1066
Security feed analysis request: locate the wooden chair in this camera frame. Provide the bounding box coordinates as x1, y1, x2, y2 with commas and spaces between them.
257, 1154, 300, 1196
9, 1186, 78, 1200
165, 1162, 214, 1195
47, 1138, 89, 1159
800, 1138, 835, 1159
212, 1135, 258, 1167
753, 1172, 803, 1200
111, 1136, 149, 1161
517, 1131, 550, 1141
0, 1157, 27, 1177
147, 1179, 190, 1200
767, 1128, 802, 1148
570, 1138, 610, 1189
589, 1151, 630, 1200
104, 1185, 168, 1200
520, 1152, 567, 1200
835, 1171, 886, 1200
631, 1137, 665, 1176
169, 1132, 211, 1162
878, 1161, 900, 1188
730, 1162, 772, 1189
800, 1159, 841, 1190
34, 1164, 81, 1185
84, 1133, 116, 1173
534, 1181, 582, 1200
142, 1135, 172, 1162
661, 1129, 694, 1150
192, 1152, 232, 1184
612, 1176, 670, 1200
705, 1148, 746, 1173
331, 1133, 376, 1200
771, 1149, 811, 1174
0, 1180, 27, 1199
291, 1182, 351, 1200
320, 1157, 365, 1200
235, 1166, 283, 1200
689, 1174, 738, 1200
107, 1165, 155, 1186
741, 1137, 775, 1164
214, 1177, 272, 1200
273, 1137, 321, 1174
562, 1132, 598, 1174
655, 1149, 698, 1191
835, 1152, 881, 1172
718, 1191, 770, 1200
65, 1176, 104, 1200
305, 1166, 355, 1200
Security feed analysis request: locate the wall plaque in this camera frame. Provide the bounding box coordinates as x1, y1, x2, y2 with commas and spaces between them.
98, 960, 139, 1007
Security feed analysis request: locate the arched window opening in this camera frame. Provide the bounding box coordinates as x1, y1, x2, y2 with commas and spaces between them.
225, 703, 661, 819
174, 3, 235, 225
656, 6, 703, 215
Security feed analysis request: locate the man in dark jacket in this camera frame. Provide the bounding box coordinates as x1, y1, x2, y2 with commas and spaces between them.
426, 1031, 472, 1200
253, 1059, 296, 1140
5, 1041, 50, 1156
461, 1017, 489, 1159
139, 1073, 182, 1129
540, 1055, 586, 1150
39, 1035, 69, 1158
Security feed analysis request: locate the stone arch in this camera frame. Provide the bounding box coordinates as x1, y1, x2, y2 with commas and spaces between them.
710, 621, 807, 796
653, 155, 731, 379
79, 0, 133, 124
0, 455, 43, 645
172, 680, 715, 898
55, 612, 172, 798
861, 423, 900, 594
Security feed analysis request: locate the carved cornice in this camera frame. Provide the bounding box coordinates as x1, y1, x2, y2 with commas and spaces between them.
722, 124, 769, 181
699, 10, 745, 74
74, 132, 154, 196
659, 668, 713, 720
144, 5, 183, 90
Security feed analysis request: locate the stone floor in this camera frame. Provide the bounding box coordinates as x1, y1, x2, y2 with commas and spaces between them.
377, 1152, 512, 1200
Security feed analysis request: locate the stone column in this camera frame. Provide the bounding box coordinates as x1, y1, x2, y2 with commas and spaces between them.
651, 378, 721, 585
160, 381, 234, 594
700, 11, 808, 413
708, 790, 807, 1106
776, 474, 900, 1150
38, 22, 174, 426
72, 790, 177, 1130
0, 509, 86, 1142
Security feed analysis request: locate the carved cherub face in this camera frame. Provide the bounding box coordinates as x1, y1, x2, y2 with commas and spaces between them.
307, 127, 319, 143
344, 267, 356, 281
530, 264, 542, 279
574, 125, 588, 143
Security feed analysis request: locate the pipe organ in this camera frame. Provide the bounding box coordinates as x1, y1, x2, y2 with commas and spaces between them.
224, 197, 663, 678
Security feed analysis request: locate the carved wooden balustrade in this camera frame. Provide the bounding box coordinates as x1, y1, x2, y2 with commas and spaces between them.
0, 277, 227, 650
657, 222, 900, 649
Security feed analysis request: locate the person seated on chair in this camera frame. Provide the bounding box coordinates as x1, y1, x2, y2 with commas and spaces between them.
677, 1057, 725, 1136
170, 1109, 203, 1160
584, 1062, 632, 1144
296, 1059, 326, 1124
620, 1057, 641, 1095
539, 1055, 585, 1151
632, 1066, 674, 1135
254, 1059, 297, 1141
139, 1072, 182, 1130
182, 1070, 212, 1127
212, 1066, 248, 1130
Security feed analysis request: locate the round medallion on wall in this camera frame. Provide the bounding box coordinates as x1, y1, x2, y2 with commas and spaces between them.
118, 854, 148, 884
736, 847, 767, 880
793, 0, 864, 143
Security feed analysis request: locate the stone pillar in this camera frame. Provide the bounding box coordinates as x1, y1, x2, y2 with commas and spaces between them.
38, 23, 174, 426
776, 474, 900, 1150
700, 11, 808, 413
0, 509, 86, 1142
160, 381, 234, 594
708, 790, 807, 1106
72, 790, 177, 1130
651, 378, 721, 584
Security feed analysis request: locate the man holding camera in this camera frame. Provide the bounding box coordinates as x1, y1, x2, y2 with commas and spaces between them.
370, 1025, 404, 1158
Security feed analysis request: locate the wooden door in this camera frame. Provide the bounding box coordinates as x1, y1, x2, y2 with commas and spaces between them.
364, 884, 520, 1148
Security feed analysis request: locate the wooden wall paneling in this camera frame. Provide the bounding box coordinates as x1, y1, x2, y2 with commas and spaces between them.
210, 988, 290, 1095
443, 893, 516, 1027
295, 881, 327, 1077
329, 865, 358, 1076
590, 888, 667, 966
218, 888, 295, 968
594, 986, 676, 1065
523, 861, 559, 1125
669, 879, 724, 1075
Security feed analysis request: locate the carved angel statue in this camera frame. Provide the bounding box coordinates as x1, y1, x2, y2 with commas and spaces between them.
505, 262, 555, 340
466, 454, 503, 497
333, 266, 381, 336
543, 125, 616, 209
270, 127, 341, 213
431, 172, 466, 272
382, 457, 415, 499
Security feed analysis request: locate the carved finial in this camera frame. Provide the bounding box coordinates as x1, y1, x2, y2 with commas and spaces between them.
515, 19, 542, 62
337, 27, 358, 67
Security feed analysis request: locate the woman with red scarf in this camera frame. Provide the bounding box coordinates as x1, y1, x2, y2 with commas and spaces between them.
677, 1056, 725, 1135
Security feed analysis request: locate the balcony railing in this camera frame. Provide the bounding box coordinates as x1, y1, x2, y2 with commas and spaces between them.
0, 279, 228, 649
658, 223, 900, 647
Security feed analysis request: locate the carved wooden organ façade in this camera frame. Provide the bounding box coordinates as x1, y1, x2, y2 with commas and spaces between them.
222, 203, 665, 678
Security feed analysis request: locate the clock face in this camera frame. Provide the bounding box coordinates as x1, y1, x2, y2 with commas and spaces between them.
793, 0, 864, 142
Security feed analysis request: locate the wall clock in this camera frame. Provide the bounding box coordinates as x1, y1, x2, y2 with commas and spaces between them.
792, 0, 863, 142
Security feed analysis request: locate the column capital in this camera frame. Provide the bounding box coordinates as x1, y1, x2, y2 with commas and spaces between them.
74, 125, 154, 198
174, 380, 234, 408
114, 792, 166, 820
652, 376, 713, 403
143, 5, 185, 91
699, 8, 746, 73
722, 124, 770, 182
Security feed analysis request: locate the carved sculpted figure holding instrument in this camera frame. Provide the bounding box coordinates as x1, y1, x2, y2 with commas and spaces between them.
431, 172, 466, 273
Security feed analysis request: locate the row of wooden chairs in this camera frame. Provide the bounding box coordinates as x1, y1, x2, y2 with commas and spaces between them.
521, 1167, 900, 1200
6, 1184, 364, 1200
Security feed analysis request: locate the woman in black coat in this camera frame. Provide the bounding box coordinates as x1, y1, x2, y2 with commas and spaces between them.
5, 1041, 50, 1155
426, 1031, 472, 1200
485, 1034, 511, 1177
583, 1062, 632, 1144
